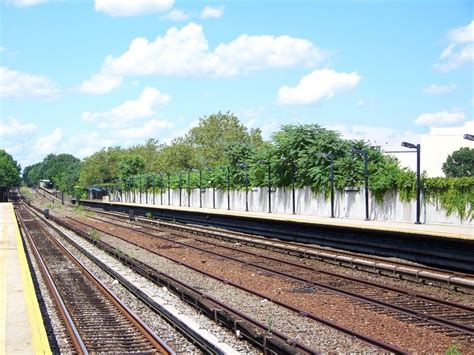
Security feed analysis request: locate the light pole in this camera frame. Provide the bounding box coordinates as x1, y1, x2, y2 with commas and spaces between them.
464, 134, 474, 141
152, 175, 156, 205
160, 174, 163, 205
257, 160, 272, 213
179, 172, 182, 207
187, 170, 191, 207
199, 169, 202, 208
167, 173, 171, 205
352, 148, 370, 221
402, 142, 422, 224
221, 165, 231, 210
320, 153, 335, 218
239, 163, 249, 211
282, 156, 297, 214
145, 176, 148, 204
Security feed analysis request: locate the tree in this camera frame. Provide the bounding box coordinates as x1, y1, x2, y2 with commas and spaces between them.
442, 147, 474, 177
78, 147, 124, 186
118, 155, 146, 179
185, 111, 263, 168
22, 154, 80, 189
0, 150, 21, 188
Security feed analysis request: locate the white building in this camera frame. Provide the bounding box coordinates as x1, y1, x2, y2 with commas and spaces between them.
386, 121, 474, 177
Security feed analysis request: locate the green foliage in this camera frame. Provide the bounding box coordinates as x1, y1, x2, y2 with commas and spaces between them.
22, 153, 80, 193
442, 147, 474, 177
445, 344, 461, 355
0, 150, 21, 188
78, 147, 124, 186
89, 229, 101, 242
118, 155, 145, 179
19, 186, 34, 200
424, 177, 474, 221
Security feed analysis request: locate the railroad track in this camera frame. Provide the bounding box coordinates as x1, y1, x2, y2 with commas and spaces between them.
28, 203, 406, 354
15, 204, 173, 354
80, 206, 474, 292
72, 214, 474, 341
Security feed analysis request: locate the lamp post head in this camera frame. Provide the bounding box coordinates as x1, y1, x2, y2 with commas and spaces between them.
464, 134, 474, 141
401, 141, 418, 150
352, 147, 363, 155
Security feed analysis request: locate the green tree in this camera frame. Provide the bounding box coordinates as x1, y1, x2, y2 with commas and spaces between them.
442, 147, 474, 177
0, 150, 21, 188
78, 147, 124, 186
185, 111, 263, 168
118, 155, 146, 179
22, 154, 80, 188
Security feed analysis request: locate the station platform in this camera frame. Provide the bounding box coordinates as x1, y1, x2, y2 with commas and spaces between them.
0, 203, 51, 354
83, 199, 473, 241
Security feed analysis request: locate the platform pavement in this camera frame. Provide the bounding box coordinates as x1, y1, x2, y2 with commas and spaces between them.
90, 199, 473, 241
0, 203, 51, 354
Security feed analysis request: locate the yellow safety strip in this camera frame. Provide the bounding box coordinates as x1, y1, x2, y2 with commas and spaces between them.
0, 207, 7, 353
11, 204, 52, 354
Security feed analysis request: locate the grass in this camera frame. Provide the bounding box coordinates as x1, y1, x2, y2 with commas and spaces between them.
20, 186, 35, 201
267, 313, 274, 334
89, 229, 101, 242
445, 345, 461, 355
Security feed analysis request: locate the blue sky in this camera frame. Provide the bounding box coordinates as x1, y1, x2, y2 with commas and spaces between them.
0, 0, 473, 168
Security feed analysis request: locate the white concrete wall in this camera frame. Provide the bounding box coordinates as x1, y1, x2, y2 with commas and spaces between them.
109, 186, 471, 225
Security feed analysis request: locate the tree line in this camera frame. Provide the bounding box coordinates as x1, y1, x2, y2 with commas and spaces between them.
16, 111, 474, 220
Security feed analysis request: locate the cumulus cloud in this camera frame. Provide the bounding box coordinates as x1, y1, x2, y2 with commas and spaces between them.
112, 119, 173, 139
277, 69, 361, 105
423, 84, 456, 95
78, 73, 123, 95
33, 128, 64, 155
160, 8, 190, 21
0, 117, 37, 137
80, 23, 325, 90
81, 87, 171, 129
200, 6, 224, 19
414, 110, 465, 127
0, 67, 59, 99
434, 21, 474, 71
94, 0, 174, 16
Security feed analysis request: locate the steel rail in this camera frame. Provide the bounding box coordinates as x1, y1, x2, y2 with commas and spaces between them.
16, 207, 88, 354
25, 203, 319, 354
83, 206, 474, 291
16, 205, 173, 354
61, 214, 407, 354
80, 214, 474, 337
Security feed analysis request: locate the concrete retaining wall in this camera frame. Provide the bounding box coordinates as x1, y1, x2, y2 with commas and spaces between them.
108, 187, 471, 225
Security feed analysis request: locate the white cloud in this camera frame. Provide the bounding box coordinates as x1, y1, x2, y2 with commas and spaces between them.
33, 128, 63, 155
81, 87, 170, 128
6, 0, 47, 7
277, 69, 361, 105
0, 67, 59, 99
160, 9, 190, 21
78, 73, 123, 95
414, 110, 465, 127
0, 46, 7, 52
434, 21, 474, 71
83, 23, 325, 87
94, 0, 174, 16
200, 6, 224, 19
112, 119, 173, 139
0, 117, 36, 137
423, 84, 456, 95
448, 20, 474, 43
